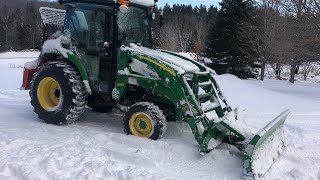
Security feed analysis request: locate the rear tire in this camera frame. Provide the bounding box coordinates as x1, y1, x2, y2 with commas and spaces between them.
124, 102, 167, 140
30, 62, 88, 125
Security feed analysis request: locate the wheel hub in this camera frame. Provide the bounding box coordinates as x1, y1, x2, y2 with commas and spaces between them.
37, 77, 62, 111
139, 120, 147, 129
129, 112, 153, 138
54, 88, 61, 98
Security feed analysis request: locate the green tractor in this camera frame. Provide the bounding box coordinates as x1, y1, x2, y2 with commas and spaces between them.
21, 0, 289, 178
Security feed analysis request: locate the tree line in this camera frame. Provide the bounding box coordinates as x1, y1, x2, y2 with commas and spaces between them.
0, 0, 216, 54
1, 0, 319, 83
204, 0, 320, 82
154, 4, 217, 54
0, 0, 60, 52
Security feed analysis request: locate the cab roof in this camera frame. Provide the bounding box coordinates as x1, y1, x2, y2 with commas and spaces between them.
65, 0, 155, 7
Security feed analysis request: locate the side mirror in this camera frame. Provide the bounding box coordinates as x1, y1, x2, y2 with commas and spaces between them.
159, 11, 164, 27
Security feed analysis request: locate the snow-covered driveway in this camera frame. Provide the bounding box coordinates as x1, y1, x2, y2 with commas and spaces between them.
0, 52, 319, 180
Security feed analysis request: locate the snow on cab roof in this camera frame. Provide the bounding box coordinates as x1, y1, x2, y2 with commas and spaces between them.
129, 0, 155, 7
70, 0, 155, 7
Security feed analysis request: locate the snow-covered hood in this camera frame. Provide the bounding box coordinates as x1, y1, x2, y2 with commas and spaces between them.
127, 44, 200, 74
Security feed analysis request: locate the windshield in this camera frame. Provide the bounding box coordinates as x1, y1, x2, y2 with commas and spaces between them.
117, 7, 151, 48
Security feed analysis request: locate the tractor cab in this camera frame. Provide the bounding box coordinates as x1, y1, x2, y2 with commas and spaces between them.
63, 0, 154, 95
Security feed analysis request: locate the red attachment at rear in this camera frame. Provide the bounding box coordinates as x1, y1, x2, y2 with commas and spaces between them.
22, 67, 36, 90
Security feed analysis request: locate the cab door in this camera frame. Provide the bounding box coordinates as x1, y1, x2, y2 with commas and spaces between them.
66, 3, 114, 94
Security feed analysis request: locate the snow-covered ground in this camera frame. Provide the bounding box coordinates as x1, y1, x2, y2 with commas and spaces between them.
0, 52, 319, 180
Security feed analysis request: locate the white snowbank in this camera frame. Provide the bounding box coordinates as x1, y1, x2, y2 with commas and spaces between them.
0, 51, 39, 59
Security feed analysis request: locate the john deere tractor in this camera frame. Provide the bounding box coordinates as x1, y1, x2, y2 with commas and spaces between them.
22, 0, 289, 178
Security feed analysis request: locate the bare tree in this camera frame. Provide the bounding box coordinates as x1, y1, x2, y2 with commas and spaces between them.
300, 61, 316, 80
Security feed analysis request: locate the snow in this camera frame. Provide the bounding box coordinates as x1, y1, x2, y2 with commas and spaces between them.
204, 58, 213, 64
219, 108, 253, 139
0, 52, 320, 179
118, 67, 130, 75
129, 58, 159, 78
128, 44, 200, 74
128, 77, 139, 86
24, 59, 39, 69
83, 80, 92, 94
201, 100, 220, 113
129, 0, 155, 7
178, 52, 194, 60
0, 51, 39, 90
112, 87, 120, 100
42, 35, 72, 58
250, 127, 286, 179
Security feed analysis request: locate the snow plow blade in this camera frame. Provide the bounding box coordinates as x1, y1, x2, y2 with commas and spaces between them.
243, 110, 290, 179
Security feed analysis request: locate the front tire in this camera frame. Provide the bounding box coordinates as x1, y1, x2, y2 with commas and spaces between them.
124, 102, 167, 140
30, 62, 88, 125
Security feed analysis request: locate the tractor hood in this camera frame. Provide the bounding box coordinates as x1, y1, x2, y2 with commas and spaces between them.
125, 43, 200, 74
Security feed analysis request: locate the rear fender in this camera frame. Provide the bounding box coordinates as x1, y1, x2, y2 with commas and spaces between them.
66, 53, 92, 94
40, 51, 92, 94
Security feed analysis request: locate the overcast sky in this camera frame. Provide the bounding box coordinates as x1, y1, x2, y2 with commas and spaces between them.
156, 0, 220, 7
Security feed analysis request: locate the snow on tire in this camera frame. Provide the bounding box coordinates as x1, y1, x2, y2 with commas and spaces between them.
30, 61, 88, 125
124, 102, 167, 140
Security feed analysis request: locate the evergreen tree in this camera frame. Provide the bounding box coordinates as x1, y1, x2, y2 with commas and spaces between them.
205, 0, 257, 79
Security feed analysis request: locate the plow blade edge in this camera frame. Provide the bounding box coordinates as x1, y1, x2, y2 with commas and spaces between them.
243, 110, 290, 179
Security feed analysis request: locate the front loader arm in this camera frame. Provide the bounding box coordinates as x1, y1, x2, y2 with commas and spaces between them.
116, 47, 290, 179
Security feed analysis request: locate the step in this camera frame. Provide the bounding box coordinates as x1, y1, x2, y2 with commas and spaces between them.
195, 71, 210, 76
202, 102, 220, 113
199, 80, 212, 87
198, 91, 213, 100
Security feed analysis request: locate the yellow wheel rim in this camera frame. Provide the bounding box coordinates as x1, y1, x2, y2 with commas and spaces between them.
37, 77, 61, 111
129, 112, 154, 138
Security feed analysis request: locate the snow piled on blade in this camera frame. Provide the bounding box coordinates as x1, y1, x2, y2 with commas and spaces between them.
251, 127, 286, 179
220, 108, 253, 139
128, 43, 200, 74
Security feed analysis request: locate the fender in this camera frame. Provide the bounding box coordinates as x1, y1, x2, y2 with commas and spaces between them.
66, 53, 92, 94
